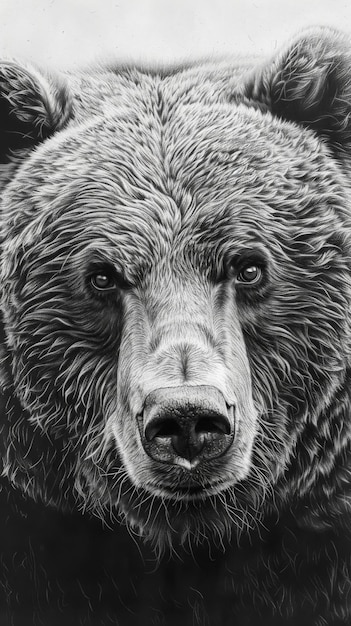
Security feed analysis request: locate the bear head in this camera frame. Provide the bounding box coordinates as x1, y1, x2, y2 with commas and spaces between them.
1, 28, 351, 553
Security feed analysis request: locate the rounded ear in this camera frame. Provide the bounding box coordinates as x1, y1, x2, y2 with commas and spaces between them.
0, 60, 72, 162
242, 27, 351, 152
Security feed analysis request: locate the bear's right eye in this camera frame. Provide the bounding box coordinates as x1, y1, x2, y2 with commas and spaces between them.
89, 267, 132, 294
90, 272, 116, 292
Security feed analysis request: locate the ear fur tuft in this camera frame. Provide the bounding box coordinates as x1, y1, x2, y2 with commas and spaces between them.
0, 60, 72, 160
244, 27, 351, 150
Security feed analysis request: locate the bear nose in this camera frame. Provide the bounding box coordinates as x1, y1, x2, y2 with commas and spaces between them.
138, 386, 235, 466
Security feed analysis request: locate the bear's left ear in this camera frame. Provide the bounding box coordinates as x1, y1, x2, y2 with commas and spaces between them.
0, 60, 72, 162
243, 27, 351, 154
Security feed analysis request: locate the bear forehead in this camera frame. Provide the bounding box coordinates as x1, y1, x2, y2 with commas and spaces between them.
2, 75, 346, 262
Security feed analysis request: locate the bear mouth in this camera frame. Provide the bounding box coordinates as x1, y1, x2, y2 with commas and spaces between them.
145, 478, 230, 501
162, 485, 218, 501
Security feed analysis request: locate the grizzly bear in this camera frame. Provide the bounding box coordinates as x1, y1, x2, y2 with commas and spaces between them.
0, 25, 351, 626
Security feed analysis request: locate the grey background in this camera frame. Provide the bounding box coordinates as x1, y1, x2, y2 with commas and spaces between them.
1, 0, 350, 68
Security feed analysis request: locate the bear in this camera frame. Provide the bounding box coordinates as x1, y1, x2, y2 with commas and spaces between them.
1, 24, 351, 626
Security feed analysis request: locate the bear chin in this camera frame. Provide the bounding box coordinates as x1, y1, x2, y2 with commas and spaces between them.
95, 472, 267, 556
119, 491, 264, 556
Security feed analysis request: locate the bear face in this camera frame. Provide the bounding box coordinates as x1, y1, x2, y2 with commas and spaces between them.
1, 28, 351, 561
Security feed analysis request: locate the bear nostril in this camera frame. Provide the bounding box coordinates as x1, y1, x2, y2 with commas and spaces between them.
145, 418, 182, 442
195, 415, 231, 436
146, 415, 229, 442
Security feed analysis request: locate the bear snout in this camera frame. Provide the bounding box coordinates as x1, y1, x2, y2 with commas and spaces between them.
137, 385, 235, 469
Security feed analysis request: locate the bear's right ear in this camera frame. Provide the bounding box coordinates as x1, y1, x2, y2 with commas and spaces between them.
0, 60, 72, 163
242, 27, 351, 156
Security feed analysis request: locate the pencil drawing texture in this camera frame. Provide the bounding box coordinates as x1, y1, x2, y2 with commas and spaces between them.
0, 26, 351, 625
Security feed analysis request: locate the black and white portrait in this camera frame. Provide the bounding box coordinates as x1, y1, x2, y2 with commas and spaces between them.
0, 2, 351, 625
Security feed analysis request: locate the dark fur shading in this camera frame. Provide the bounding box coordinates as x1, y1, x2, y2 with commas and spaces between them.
1, 27, 351, 626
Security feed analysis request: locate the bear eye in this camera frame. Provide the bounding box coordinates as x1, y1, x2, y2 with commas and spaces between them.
90, 272, 117, 292
89, 266, 132, 294
236, 264, 263, 285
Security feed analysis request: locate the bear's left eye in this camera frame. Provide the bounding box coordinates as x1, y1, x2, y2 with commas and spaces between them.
236, 265, 262, 285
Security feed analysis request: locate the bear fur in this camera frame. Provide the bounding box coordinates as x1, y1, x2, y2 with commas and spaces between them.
1, 26, 351, 625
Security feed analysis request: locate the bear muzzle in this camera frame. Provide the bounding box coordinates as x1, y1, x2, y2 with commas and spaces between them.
137, 385, 235, 469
